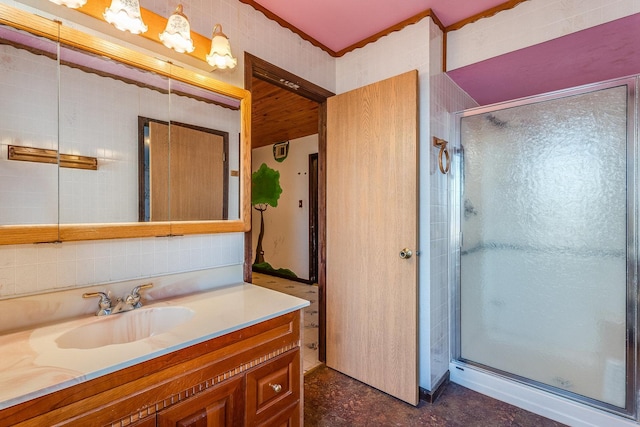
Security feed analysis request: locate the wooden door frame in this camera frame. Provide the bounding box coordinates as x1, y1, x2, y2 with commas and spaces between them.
244, 53, 333, 362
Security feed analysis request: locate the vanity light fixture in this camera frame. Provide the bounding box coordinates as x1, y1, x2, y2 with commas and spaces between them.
159, 4, 195, 53
48, 0, 87, 8
206, 24, 237, 70
104, 0, 148, 34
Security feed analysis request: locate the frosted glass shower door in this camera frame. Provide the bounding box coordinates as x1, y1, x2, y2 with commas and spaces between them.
459, 84, 630, 408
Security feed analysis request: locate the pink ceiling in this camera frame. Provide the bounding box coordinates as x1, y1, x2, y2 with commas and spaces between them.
252, 0, 509, 52
248, 1, 640, 106
448, 13, 640, 105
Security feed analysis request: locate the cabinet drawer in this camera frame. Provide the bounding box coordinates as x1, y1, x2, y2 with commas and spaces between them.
246, 349, 300, 425
255, 401, 299, 427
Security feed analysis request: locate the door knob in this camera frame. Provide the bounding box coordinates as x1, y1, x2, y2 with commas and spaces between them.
399, 248, 413, 259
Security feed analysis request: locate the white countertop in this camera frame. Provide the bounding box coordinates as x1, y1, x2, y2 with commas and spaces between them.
0, 283, 309, 410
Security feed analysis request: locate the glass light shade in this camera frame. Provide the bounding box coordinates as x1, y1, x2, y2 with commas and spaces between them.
49, 0, 87, 8
104, 0, 148, 34
159, 4, 195, 53
206, 24, 237, 70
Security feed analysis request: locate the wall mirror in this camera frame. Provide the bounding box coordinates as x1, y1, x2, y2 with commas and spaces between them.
0, 4, 250, 245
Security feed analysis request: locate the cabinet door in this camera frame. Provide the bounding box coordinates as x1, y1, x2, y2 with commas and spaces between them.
157, 376, 244, 427
246, 349, 300, 425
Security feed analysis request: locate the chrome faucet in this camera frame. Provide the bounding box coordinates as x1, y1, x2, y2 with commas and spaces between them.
83, 283, 153, 316
82, 291, 112, 316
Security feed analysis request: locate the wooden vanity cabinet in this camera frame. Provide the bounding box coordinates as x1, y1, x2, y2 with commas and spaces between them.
1, 310, 302, 427
157, 349, 300, 427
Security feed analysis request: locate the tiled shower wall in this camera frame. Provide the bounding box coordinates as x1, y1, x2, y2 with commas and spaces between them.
428, 20, 478, 391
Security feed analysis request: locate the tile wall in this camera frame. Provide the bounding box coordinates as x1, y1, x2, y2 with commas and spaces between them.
0, 41, 58, 225
335, 20, 430, 94
0, 233, 244, 298
428, 77, 477, 386
428, 16, 477, 387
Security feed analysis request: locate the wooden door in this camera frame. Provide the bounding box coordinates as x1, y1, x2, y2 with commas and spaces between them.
149, 122, 225, 221
326, 70, 419, 405
170, 125, 225, 221
149, 121, 170, 221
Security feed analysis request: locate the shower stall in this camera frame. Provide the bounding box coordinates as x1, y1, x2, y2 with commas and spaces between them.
452, 77, 638, 418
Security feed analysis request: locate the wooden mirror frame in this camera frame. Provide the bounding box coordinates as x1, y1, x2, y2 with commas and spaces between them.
0, 4, 251, 245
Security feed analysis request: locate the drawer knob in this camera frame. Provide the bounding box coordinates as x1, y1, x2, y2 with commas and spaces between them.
269, 383, 282, 393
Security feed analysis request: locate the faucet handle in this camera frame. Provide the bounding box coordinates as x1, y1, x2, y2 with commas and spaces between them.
130, 283, 153, 308
131, 283, 153, 296
83, 291, 110, 301
83, 291, 112, 316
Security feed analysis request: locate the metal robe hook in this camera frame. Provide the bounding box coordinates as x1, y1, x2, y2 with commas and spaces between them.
433, 137, 450, 174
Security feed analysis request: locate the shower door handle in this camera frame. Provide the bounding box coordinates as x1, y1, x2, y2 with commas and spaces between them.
399, 248, 413, 259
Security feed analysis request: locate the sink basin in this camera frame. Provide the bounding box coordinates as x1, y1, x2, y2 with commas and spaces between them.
56, 306, 195, 349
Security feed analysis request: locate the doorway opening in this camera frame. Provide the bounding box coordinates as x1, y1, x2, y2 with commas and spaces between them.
244, 53, 334, 362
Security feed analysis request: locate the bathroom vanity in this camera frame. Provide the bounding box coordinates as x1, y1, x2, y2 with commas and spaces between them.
0, 283, 308, 426
0, 4, 309, 425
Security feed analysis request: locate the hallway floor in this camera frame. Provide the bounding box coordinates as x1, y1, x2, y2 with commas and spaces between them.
252, 272, 321, 373
253, 272, 565, 426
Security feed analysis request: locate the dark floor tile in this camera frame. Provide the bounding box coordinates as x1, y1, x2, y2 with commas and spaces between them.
304, 365, 566, 427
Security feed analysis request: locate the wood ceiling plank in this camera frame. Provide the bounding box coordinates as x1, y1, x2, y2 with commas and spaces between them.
251, 77, 319, 148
